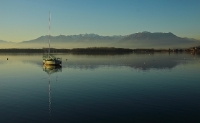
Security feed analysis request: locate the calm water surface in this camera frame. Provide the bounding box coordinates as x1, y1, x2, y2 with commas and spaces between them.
0, 53, 200, 123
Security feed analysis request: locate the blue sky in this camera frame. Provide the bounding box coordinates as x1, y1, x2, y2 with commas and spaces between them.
0, 0, 200, 42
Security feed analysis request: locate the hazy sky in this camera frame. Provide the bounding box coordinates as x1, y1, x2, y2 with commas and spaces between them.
0, 0, 200, 42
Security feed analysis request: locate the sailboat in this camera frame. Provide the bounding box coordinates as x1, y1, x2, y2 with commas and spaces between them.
43, 11, 62, 65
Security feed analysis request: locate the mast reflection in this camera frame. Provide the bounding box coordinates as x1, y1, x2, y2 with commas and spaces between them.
43, 65, 62, 116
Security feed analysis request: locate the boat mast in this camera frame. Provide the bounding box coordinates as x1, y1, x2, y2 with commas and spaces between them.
48, 11, 51, 57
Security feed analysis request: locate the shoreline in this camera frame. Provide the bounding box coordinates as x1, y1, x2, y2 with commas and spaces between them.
0, 47, 199, 54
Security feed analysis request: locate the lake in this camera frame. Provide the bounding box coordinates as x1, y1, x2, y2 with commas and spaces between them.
0, 52, 200, 123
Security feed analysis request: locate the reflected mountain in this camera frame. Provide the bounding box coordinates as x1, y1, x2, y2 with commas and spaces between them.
62, 53, 199, 70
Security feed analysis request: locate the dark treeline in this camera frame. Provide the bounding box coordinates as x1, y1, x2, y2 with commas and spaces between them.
0, 47, 133, 54
0, 48, 44, 53
71, 47, 133, 55
133, 48, 199, 52
0, 47, 200, 54
0, 48, 70, 53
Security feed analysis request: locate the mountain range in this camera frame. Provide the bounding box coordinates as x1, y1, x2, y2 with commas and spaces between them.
1, 32, 200, 49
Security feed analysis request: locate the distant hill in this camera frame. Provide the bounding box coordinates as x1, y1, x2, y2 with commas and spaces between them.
0, 40, 7, 43
117, 32, 200, 48
16, 34, 124, 48
22, 34, 123, 44
0, 40, 16, 48
1, 32, 200, 49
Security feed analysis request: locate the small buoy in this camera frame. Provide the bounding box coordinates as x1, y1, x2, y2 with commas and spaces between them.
66, 59, 67, 60
7, 58, 8, 60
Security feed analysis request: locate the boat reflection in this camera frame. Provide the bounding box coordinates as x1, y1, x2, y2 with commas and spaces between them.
43, 64, 62, 74
43, 65, 62, 116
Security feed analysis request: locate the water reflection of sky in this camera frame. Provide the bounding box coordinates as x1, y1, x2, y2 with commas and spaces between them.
0, 53, 200, 123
